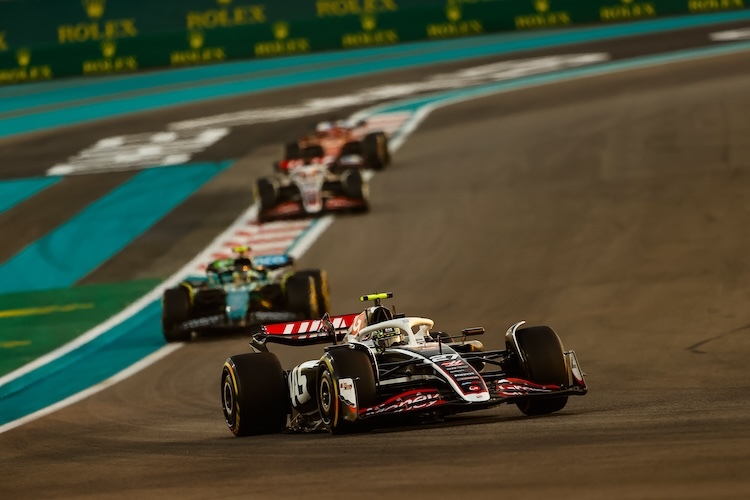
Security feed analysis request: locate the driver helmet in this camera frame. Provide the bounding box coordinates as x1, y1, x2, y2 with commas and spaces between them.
331, 120, 348, 137
315, 121, 332, 136
232, 261, 256, 284
207, 259, 234, 284
371, 327, 403, 351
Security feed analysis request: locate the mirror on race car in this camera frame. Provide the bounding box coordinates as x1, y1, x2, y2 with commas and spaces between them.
461, 327, 485, 337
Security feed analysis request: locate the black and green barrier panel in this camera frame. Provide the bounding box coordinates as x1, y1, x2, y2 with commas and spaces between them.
0, 0, 748, 84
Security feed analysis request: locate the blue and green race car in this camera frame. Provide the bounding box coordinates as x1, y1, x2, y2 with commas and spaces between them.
161, 246, 329, 342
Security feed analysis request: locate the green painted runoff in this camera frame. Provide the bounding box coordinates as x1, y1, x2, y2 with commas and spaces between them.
0, 279, 160, 377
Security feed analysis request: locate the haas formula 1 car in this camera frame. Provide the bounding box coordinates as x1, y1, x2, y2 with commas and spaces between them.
161, 247, 329, 343
221, 293, 587, 436
255, 158, 369, 223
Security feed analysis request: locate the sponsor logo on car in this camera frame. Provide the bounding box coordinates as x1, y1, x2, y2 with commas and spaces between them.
179, 314, 224, 329
360, 388, 444, 417
338, 377, 357, 409
251, 311, 298, 322
495, 378, 560, 397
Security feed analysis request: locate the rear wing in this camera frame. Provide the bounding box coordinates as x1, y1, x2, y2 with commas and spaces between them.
254, 254, 294, 269
251, 313, 358, 350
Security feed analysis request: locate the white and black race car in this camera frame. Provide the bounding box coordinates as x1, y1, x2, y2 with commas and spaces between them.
221, 293, 587, 436
255, 158, 369, 223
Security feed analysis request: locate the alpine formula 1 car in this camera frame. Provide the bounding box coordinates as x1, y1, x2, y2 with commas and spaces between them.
221, 293, 587, 436
255, 158, 369, 223
275, 119, 391, 172
161, 247, 330, 342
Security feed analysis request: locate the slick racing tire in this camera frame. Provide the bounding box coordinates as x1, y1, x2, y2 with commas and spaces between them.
341, 169, 370, 213
302, 144, 325, 161
341, 168, 364, 199
512, 326, 569, 416
362, 132, 390, 170
339, 141, 363, 156
255, 177, 278, 211
285, 274, 319, 319
318, 348, 376, 434
222, 353, 289, 436
284, 141, 302, 160
162, 286, 192, 343
296, 269, 331, 315
341, 169, 369, 212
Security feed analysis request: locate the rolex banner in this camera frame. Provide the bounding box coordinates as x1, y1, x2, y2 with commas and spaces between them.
0, 0, 747, 84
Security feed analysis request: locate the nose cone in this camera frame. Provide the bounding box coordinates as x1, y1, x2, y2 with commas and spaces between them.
225, 288, 249, 322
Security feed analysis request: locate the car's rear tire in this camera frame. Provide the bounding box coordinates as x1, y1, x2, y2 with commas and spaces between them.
318, 348, 376, 434
285, 274, 319, 319
512, 326, 569, 416
162, 286, 191, 343
221, 353, 289, 436
296, 269, 331, 315
362, 132, 390, 170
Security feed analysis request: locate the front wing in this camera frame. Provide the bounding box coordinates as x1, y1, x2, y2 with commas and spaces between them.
354, 351, 587, 421
259, 196, 367, 222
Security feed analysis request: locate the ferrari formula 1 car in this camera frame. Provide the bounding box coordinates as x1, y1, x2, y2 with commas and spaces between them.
275, 119, 391, 172
255, 158, 369, 223
220, 293, 587, 436
161, 247, 330, 342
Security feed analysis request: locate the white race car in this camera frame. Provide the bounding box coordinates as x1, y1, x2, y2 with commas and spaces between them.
221, 293, 587, 435
255, 158, 369, 222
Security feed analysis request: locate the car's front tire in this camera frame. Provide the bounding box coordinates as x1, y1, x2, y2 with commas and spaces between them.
341, 169, 369, 213
511, 326, 569, 416
318, 348, 376, 434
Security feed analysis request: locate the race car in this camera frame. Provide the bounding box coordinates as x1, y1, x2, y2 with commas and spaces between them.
161, 246, 330, 342
220, 292, 587, 436
255, 158, 369, 223
275, 119, 391, 172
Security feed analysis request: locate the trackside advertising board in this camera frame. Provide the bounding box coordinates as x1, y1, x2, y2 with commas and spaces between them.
0, 0, 747, 84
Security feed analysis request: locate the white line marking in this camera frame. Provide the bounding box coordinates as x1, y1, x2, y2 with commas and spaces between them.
0, 202, 259, 389
0, 344, 183, 435
710, 28, 750, 42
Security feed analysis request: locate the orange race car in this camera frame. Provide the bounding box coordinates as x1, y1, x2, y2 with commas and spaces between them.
275, 119, 391, 172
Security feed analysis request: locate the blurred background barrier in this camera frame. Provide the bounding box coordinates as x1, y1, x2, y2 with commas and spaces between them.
0, 0, 747, 84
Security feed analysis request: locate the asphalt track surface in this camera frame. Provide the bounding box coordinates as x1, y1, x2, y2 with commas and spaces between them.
2, 26, 750, 499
